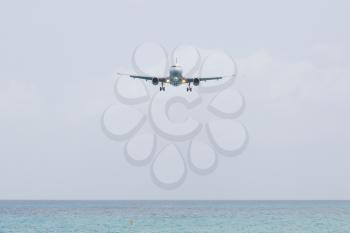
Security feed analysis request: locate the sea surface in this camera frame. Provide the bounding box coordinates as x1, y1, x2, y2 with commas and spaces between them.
0, 201, 350, 233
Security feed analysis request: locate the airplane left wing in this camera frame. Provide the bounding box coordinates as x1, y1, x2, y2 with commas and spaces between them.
130, 75, 153, 80
117, 73, 167, 82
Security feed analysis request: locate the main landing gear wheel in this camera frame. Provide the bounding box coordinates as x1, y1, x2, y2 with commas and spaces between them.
186, 87, 192, 92
160, 86, 165, 91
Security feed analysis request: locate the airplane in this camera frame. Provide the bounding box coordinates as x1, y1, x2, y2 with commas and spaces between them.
117, 61, 232, 92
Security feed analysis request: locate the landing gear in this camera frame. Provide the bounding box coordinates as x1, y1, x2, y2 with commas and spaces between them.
160, 83, 165, 91
186, 82, 192, 92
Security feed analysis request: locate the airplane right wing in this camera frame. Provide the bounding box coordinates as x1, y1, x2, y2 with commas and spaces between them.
185, 75, 234, 83
198, 76, 223, 81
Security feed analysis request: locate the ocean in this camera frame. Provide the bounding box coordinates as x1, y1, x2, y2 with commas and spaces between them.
0, 201, 349, 233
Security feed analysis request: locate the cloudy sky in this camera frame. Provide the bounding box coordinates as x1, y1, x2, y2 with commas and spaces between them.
0, 0, 349, 200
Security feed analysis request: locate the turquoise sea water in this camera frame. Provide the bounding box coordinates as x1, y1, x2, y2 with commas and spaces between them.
0, 201, 350, 233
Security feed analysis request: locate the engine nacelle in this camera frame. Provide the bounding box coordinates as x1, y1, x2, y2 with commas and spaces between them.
193, 78, 200, 86
152, 77, 159, 85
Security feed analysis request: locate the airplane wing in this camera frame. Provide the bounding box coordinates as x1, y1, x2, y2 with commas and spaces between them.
197, 77, 223, 81
186, 75, 234, 83
130, 75, 153, 80
117, 73, 167, 82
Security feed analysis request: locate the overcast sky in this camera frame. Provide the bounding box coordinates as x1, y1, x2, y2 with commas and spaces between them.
0, 0, 350, 200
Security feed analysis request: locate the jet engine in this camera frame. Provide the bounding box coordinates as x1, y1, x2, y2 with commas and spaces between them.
152, 77, 159, 85
193, 78, 200, 86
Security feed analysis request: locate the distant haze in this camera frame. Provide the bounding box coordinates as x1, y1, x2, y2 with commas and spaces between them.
0, 0, 349, 200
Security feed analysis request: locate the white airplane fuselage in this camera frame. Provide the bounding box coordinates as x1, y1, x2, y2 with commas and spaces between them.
168, 65, 184, 86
